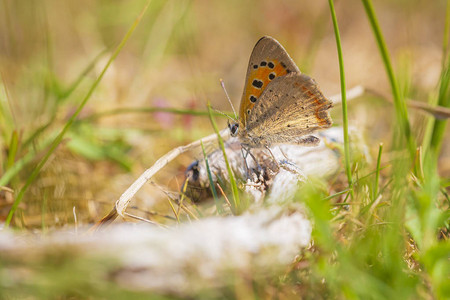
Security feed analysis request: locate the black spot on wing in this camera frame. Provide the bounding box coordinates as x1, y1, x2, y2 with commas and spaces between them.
252, 79, 263, 88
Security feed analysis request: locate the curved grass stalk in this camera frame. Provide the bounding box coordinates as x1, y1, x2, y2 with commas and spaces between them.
361, 0, 415, 157
207, 103, 241, 213
328, 0, 353, 193
201, 141, 223, 214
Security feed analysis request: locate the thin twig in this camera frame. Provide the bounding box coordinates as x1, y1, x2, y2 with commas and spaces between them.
216, 183, 232, 208
115, 129, 229, 217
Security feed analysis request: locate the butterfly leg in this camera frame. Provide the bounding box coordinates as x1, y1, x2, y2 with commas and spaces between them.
240, 146, 251, 178
264, 146, 280, 169
241, 145, 264, 180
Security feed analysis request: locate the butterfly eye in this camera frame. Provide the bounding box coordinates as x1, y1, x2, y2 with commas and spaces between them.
228, 122, 239, 136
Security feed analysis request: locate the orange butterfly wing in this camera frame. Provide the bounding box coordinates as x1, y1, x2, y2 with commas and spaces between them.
239, 36, 300, 127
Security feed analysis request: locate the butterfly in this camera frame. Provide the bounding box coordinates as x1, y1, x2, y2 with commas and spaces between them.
228, 36, 333, 148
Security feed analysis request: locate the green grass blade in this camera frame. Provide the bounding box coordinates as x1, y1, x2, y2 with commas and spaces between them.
361, 0, 415, 157
4, 0, 153, 227
5, 130, 19, 170
206, 102, 240, 214
22, 116, 55, 149
424, 1, 450, 163
58, 48, 109, 100
200, 141, 223, 214
442, 0, 450, 67
429, 61, 450, 156
328, 0, 353, 192
0, 134, 55, 187
81, 107, 232, 122
0, 75, 16, 143
373, 143, 383, 200
41, 191, 47, 234
322, 188, 352, 201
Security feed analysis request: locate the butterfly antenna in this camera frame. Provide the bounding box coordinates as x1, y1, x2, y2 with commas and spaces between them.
220, 78, 238, 120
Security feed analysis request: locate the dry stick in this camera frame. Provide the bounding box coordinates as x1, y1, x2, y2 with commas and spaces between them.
116, 129, 229, 215
92, 128, 229, 229
98, 85, 450, 229
153, 181, 189, 222
329, 86, 364, 104
216, 183, 232, 208
364, 87, 450, 119
123, 212, 166, 227
331, 86, 450, 119
179, 203, 199, 221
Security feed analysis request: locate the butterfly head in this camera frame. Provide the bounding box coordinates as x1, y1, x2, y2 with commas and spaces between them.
228, 121, 239, 137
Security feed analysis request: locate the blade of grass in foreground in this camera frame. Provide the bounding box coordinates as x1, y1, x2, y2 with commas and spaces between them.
373, 143, 383, 200
81, 107, 232, 122
442, 0, 450, 67
200, 141, 223, 214
328, 0, 353, 194
206, 103, 241, 214
424, 0, 450, 161
6, 131, 19, 171
4, 0, 153, 228
361, 3, 414, 253
361, 0, 415, 157
0, 134, 56, 187
428, 60, 450, 157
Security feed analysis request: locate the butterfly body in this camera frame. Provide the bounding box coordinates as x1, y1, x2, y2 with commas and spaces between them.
230, 36, 332, 148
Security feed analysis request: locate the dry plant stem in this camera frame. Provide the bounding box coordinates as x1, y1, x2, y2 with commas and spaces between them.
216, 183, 232, 208
328, 86, 364, 104
366, 87, 450, 119
123, 212, 166, 227
336, 86, 450, 119
92, 130, 227, 230
329, 0, 352, 196
115, 128, 229, 218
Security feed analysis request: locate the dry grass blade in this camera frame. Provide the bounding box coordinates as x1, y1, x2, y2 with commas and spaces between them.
366, 86, 450, 119
93, 129, 229, 229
